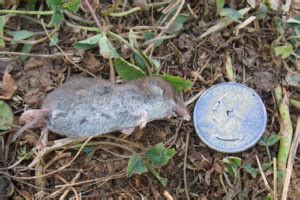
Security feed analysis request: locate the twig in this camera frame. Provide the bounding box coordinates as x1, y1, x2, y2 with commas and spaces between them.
144, 0, 186, 54
290, 99, 300, 109
183, 131, 190, 200
0, 27, 58, 45
282, 116, 300, 200
109, 58, 115, 82
0, 51, 72, 57
187, 3, 198, 19
64, 10, 94, 24
273, 157, 278, 200
83, 0, 103, 32
256, 155, 273, 193
54, 170, 125, 188
59, 171, 81, 200
41, 19, 96, 77
9, 137, 93, 180
282, 0, 292, 12
184, 89, 205, 106
0, 10, 53, 15
108, 1, 173, 17
65, 20, 100, 32
225, 53, 235, 82
163, 190, 174, 200
108, 7, 141, 17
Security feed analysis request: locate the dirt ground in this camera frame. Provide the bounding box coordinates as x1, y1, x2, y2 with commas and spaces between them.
0, 0, 300, 199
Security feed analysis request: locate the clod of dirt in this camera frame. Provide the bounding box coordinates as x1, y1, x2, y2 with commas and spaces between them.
0, 72, 17, 100
253, 71, 276, 92
178, 33, 193, 50
17, 57, 53, 105
84, 53, 104, 74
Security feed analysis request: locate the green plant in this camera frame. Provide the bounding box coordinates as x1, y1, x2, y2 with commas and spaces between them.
74, 33, 193, 92
0, 101, 13, 135
127, 143, 175, 186
259, 134, 280, 161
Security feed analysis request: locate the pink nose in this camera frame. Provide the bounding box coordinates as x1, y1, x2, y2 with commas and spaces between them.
183, 113, 191, 121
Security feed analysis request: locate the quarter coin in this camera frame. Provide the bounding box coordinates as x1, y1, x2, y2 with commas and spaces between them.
193, 82, 267, 153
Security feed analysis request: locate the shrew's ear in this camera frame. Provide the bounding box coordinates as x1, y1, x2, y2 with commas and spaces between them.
148, 83, 164, 96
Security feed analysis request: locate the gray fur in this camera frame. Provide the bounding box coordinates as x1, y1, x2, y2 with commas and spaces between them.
41, 76, 189, 137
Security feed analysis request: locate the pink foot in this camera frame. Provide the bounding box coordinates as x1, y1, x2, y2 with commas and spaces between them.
35, 127, 49, 151
137, 112, 147, 129
121, 127, 135, 135
20, 109, 50, 124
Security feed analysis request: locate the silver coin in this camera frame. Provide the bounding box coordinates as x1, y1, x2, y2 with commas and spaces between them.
193, 82, 267, 153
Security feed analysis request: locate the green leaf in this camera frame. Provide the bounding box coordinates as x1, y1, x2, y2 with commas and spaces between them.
216, 0, 225, 11
133, 53, 148, 73
51, 9, 64, 27
0, 101, 13, 131
6, 30, 34, 41
113, 57, 147, 81
81, 146, 95, 160
98, 33, 120, 59
142, 32, 163, 47
220, 8, 243, 21
63, 0, 80, 13
262, 162, 273, 171
274, 43, 294, 59
266, 135, 280, 146
144, 143, 176, 168
258, 134, 280, 146
143, 32, 155, 41
46, 0, 64, 26
151, 58, 160, 69
242, 163, 257, 178
0, 16, 4, 47
127, 154, 148, 177
255, 3, 268, 20
20, 43, 34, 62
46, 0, 62, 10
166, 15, 188, 34
275, 17, 285, 35
74, 34, 102, 50
129, 29, 138, 48
285, 73, 300, 88
49, 33, 59, 47
221, 157, 242, 177
154, 74, 193, 93
264, 195, 272, 200
156, 175, 168, 186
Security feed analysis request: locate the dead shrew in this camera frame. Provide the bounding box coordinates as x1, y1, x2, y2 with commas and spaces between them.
13, 76, 191, 149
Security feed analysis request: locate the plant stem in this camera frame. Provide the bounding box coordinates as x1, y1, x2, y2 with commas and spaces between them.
83, 0, 102, 32
274, 85, 293, 192
107, 31, 151, 72
108, 7, 141, 17
107, 1, 173, 17
290, 99, 300, 109
226, 53, 235, 82
0, 10, 53, 15
144, 160, 167, 186
65, 20, 100, 32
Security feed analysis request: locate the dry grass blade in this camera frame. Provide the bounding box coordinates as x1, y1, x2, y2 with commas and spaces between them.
40, 19, 95, 77
197, 7, 251, 40
183, 131, 190, 200
281, 116, 300, 200
256, 155, 273, 193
